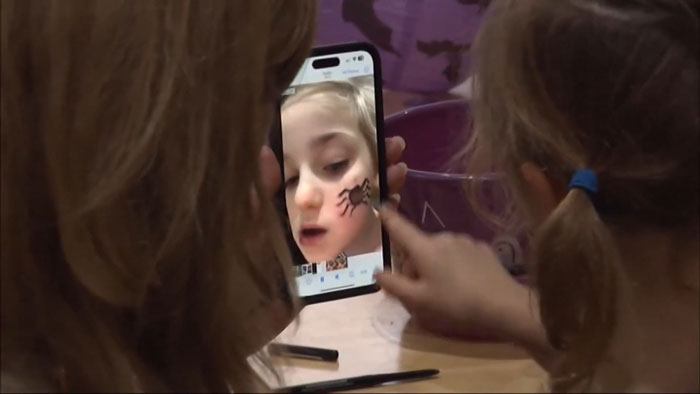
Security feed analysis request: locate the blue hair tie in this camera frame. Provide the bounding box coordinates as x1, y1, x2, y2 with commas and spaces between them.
568, 169, 598, 199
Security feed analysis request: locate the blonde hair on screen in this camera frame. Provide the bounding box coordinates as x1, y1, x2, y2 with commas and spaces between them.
282, 76, 378, 170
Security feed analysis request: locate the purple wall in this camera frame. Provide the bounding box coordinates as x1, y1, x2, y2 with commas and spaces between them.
315, 0, 486, 93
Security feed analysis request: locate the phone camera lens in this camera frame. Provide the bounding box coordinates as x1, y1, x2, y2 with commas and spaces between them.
358, 55, 364, 61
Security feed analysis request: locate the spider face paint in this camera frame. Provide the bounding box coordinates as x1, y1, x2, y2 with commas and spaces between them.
337, 178, 371, 216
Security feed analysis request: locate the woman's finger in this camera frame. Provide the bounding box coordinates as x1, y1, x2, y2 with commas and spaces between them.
388, 193, 401, 209
375, 272, 422, 309
379, 207, 431, 264
386, 162, 407, 197
392, 245, 418, 278
385, 136, 406, 165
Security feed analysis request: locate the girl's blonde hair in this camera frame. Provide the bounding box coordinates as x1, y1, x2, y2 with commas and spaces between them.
282, 76, 378, 170
470, 0, 698, 390
1, 0, 315, 391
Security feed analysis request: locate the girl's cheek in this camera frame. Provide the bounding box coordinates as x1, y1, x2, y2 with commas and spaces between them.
331, 202, 367, 244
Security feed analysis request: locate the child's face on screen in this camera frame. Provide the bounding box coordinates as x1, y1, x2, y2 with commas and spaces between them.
282, 94, 378, 263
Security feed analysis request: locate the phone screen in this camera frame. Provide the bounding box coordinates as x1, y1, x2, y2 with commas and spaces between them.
271, 44, 389, 303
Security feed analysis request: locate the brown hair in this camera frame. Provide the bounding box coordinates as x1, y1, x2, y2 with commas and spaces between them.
1, 0, 315, 391
470, 0, 698, 390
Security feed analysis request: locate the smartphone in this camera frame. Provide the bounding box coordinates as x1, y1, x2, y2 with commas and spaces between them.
270, 43, 390, 305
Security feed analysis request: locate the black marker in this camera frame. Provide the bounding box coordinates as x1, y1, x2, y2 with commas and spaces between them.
276, 369, 440, 393
268, 343, 339, 362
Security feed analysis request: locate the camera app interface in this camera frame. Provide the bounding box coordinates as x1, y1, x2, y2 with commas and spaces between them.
280, 51, 383, 298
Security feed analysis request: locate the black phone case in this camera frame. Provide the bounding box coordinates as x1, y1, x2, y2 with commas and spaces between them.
269, 42, 390, 305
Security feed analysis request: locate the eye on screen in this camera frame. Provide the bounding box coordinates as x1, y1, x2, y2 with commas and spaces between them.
279, 50, 383, 298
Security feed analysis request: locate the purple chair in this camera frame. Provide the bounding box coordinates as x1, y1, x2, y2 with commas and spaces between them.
384, 100, 526, 276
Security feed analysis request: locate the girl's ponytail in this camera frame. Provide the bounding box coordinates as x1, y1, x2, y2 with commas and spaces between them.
534, 171, 620, 390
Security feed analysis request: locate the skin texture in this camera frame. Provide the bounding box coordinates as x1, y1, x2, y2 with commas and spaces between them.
281, 95, 381, 263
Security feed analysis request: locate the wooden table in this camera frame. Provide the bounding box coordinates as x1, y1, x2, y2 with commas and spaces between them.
268, 292, 547, 392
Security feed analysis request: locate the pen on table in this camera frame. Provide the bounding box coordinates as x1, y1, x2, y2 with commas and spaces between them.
268, 343, 339, 362
276, 368, 440, 393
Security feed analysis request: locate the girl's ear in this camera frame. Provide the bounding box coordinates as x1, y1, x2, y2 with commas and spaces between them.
519, 162, 562, 224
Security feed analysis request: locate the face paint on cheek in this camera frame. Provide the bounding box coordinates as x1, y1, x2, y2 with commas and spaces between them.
336, 178, 371, 217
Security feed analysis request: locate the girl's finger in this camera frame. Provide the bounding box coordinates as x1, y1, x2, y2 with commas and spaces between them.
385, 136, 406, 165
379, 207, 431, 265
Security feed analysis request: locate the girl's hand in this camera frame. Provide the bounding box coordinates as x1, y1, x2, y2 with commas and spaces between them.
375, 208, 538, 340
